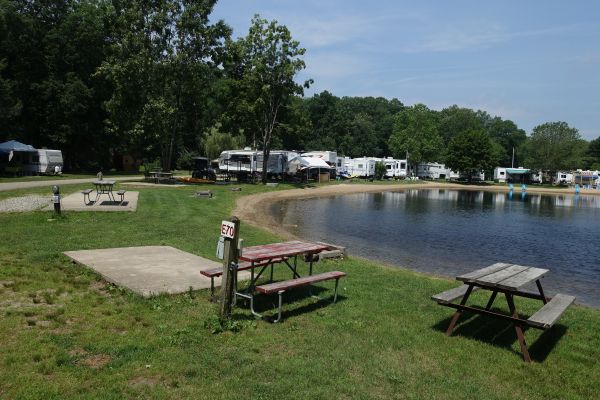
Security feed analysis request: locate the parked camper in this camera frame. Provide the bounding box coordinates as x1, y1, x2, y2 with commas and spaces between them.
417, 162, 452, 180
555, 171, 573, 185
217, 149, 298, 180
37, 149, 63, 174
494, 167, 507, 182
301, 151, 337, 164
348, 157, 378, 178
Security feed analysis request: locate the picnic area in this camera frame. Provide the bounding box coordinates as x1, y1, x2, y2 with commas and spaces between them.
0, 182, 599, 399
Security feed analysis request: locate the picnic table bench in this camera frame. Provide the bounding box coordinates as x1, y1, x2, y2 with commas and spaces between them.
230, 240, 346, 322
432, 263, 575, 362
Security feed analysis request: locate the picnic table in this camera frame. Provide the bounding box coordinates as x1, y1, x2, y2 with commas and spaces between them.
432, 263, 575, 362
92, 180, 116, 203
148, 171, 173, 184
229, 240, 345, 322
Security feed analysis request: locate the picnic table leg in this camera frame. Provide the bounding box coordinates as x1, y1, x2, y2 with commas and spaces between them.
445, 284, 474, 336
535, 280, 548, 304
505, 293, 531, 362
485, 290, 498, 310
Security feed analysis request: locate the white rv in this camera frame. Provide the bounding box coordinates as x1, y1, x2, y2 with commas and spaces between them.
348, 157, 378, 178
37, 149, 63, 174
382, 157, 408, 179
217, 149, 298, 179
555, 171, 573, 185
417, 162, 452, 180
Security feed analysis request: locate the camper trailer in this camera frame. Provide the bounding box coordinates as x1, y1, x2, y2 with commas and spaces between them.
417, 162, 452, 180
381, 157, 408, 179
217, 149, 298, 180
348, 157, 378, 178
555, 171, 573, 185
301, 151, 337, 164
37, 149, 63, 174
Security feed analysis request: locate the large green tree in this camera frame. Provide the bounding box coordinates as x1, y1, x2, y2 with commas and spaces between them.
388, 104, 442, 175
522, 122, 586, 177
224, 15, 310, 182
98, 0, 230, 171
586, 136, 600, 170
445, 130, 499, 182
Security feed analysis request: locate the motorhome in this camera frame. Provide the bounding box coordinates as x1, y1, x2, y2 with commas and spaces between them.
381, 157, 408, 179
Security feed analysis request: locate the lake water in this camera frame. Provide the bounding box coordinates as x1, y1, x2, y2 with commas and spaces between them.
270, 189, 600, 307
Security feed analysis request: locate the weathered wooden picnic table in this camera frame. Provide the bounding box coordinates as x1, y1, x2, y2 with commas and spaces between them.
432, 263, 575, 362
232, 240, 346, 322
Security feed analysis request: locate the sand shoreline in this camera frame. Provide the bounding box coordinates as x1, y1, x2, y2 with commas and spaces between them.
233, 181, 599, 238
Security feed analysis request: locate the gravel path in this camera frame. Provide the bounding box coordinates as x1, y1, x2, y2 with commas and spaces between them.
0, 195, 51, 212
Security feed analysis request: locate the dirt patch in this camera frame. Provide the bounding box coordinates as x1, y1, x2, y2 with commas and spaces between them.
79, 354, 111, 369
68, 347, 88, 357
89, 280, 109, 295
128, 375, 161, 389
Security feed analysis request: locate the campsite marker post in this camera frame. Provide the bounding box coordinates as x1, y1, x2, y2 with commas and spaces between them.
219, 217, 240, 320
51, 185, 61, 214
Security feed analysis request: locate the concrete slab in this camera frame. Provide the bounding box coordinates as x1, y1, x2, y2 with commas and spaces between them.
45, 191, 139, 212
64, 246, 246, 297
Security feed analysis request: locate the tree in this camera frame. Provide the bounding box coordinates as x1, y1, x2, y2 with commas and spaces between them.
522, 122, 585, 178
438, 105, 484, 145
200, 123, 245, 160
445, 130, 498, 182
98, 0, 230, 171
586, 136, 600, 170
227, 15, 310, 183
374, 161, 386, 180
388, 104, 442, 175
486, 117, 527, 167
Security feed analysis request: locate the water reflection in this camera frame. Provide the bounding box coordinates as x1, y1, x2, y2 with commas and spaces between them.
270, 189, 600, 307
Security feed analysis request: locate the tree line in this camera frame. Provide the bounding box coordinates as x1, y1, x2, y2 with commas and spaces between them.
1, 0, 599, 178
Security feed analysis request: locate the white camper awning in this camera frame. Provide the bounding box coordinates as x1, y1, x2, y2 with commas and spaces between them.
298, 157, 331, 169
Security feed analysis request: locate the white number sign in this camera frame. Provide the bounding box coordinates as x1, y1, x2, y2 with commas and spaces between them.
220, 220, 236, 239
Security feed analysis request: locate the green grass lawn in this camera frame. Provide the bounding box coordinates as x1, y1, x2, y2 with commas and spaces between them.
1, 183, 599, 399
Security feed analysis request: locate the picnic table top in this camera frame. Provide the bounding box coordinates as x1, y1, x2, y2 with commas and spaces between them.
457, 262, 548, 291
239, 240, 329, 263
93, 180, 116, 185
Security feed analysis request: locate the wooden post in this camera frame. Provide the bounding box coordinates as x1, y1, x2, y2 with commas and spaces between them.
219, 217, 240, 320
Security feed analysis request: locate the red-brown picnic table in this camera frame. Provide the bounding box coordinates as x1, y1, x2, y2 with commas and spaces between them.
235, 240, 329, 291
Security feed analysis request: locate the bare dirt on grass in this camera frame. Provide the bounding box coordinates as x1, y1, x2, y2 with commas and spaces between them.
234, 182, 600, 237
79, 354, 111, 369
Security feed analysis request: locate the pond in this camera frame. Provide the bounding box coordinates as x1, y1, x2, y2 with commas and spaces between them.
270, 189, 600, 307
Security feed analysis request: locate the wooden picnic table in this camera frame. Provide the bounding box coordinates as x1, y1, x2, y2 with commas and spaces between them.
432, 263, 575, 362
148, 171, 173, 184
232, 240, 344, 322
238, 240, 330, 289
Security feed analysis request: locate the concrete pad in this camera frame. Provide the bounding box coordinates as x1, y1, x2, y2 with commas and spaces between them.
45, 191, 139, 212
64, 246, 246, 297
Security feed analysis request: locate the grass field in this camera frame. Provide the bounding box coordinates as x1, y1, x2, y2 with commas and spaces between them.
0, 183, 599, 399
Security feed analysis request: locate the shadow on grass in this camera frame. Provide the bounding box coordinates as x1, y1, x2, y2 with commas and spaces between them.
235, 285, 347, 323
432, 309, 568, 362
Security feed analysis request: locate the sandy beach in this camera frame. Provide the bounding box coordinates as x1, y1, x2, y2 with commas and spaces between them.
234, 181, 600, 237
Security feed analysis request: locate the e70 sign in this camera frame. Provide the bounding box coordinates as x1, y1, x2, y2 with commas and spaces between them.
220, 220, 236, 239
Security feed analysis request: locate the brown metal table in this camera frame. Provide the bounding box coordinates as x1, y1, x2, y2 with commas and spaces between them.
92, 180, 116, 203
433, 263, 575, 362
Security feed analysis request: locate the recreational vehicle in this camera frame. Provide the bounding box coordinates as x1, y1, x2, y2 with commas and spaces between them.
381, 157, 408, 179
301, 151, 337, 165
555, 172, 573, 185
37, 149, 63, 174
217, 149, 298, 180
348, 157, 378, 178
417, 162, 452, 180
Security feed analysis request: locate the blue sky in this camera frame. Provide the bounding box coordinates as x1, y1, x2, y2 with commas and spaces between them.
211, 1, 600, 139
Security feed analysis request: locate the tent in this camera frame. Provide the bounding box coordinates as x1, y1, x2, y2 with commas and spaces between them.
288, 156, 332, 182
0, 140, 37, 161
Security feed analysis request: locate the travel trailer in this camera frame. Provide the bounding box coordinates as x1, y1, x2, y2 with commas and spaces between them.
347, 157, 378, 178
555, 171, 573, 185
382, 157, 408, 179
301, 151, 337, 165
417, 162, 453, 180
37, 149, 63, 174
217, 149, 298, 180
